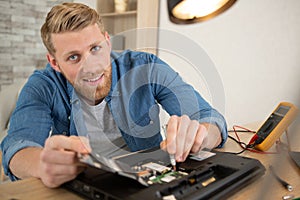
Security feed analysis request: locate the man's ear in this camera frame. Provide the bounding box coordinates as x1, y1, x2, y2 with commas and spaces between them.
47, 53, 61, 72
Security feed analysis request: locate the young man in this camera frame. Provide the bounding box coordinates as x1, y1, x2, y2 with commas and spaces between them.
1, 3, 227, 188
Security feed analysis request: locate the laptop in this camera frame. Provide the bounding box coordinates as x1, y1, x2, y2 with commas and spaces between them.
64, 147, 265, 200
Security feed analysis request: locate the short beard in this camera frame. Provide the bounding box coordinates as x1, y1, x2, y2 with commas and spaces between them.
74, 66, 112, 105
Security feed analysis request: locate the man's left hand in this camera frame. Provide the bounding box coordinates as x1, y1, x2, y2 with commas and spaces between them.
160, 115, 221, 162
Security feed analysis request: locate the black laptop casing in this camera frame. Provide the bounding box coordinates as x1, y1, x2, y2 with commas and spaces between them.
64, 151, 265, 200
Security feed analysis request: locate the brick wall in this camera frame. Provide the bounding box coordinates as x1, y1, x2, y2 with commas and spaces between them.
0, 0, 71, 91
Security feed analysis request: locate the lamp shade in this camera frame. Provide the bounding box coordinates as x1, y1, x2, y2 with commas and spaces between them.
168, 0, 237, 24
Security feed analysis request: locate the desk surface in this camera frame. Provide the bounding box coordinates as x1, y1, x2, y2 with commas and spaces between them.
224, 132, 300, 200
1, 124, 299, 200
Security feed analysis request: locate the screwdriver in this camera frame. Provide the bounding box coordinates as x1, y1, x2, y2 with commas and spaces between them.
162, 124, 176, 171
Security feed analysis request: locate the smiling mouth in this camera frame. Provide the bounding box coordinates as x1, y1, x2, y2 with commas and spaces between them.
83, 74, 104, 85
83, 74, 104, 84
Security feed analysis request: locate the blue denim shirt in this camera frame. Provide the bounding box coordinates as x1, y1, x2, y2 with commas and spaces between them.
1, 50, 227, 180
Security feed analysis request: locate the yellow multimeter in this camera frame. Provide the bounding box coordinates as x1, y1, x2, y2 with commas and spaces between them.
252, 102, 298, 151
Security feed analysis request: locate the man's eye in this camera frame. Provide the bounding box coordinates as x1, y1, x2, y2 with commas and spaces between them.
68, 54, 79, 61
91, 46, 101, 52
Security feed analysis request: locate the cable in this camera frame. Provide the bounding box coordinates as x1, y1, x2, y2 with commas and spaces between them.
227, 135, 247, 155
227, 126, 255, 154
227, 125, 279, 155
269, 165, 293, 192
228, 130, 252, 133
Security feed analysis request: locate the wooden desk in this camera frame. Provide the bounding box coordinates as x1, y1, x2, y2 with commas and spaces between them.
0, 126, 299, 200
0, 177, 82, 200
223, 128, 300, 200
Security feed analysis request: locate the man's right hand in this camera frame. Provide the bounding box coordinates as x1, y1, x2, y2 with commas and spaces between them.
38, 135, 91, 187
10, 135, 91, 188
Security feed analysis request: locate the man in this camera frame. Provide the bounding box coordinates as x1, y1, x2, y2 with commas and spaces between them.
1, 3, 227, 188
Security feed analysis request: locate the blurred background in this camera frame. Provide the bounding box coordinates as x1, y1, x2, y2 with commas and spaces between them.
1, 0, 299, 128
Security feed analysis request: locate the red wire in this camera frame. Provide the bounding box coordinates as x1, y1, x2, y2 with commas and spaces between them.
233, 125, 256, 133
231, 125, 278, 154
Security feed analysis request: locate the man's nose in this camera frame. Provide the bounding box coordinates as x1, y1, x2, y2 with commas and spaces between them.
80, 53, 101, 73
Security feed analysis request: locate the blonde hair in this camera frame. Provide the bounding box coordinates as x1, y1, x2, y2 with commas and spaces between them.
41, 2, 104, 56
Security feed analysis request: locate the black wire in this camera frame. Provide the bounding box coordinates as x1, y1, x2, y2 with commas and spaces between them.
269, 165, 293, 191
227, 135, 238, 143
228, 130, 253, 132
227, 135, 248, 155
230, 148, 246, 155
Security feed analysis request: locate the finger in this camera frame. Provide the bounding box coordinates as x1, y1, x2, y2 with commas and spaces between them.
160, 140, 167, 151
41, 166, 85, 188
40, 147, 82, 165
175, 115, 190, 161
41, 162, 85, 177
74, 136, 92, 153
182, 120, 198, 160
45, 135, 90, 153
166, 116, 179, 155
191, 124, 208, 153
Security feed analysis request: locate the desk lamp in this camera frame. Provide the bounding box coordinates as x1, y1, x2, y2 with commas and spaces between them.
168, 0, 237, 24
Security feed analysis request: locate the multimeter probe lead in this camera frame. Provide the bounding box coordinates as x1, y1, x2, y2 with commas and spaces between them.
269, 165, 293, 192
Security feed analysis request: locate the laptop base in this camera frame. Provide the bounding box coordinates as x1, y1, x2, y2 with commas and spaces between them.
64, 151, 265, 200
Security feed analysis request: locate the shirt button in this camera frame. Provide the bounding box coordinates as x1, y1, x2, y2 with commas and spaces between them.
149, 120, 154, 124
68, 116, 71, 120
62, 131, 67, 135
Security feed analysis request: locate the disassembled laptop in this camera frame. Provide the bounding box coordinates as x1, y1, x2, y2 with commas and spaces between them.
79, 148, 216, 187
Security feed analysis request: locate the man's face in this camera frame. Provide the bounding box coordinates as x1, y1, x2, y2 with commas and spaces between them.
47, 24, 112, 104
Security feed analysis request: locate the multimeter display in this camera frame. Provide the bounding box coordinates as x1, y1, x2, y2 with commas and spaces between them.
275, 106, 289, 116
253, 102, 298, 151
256, 106, 289, 140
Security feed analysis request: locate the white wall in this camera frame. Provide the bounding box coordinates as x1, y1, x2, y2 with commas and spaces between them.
158, 0, 300, 127
74, 0, 97, 9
